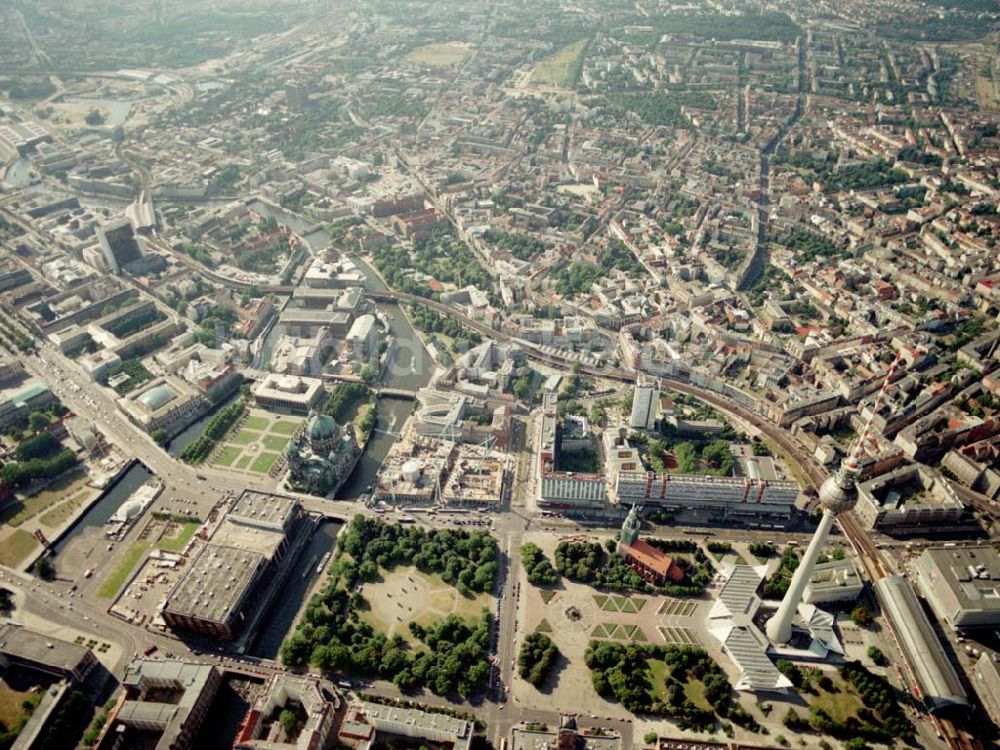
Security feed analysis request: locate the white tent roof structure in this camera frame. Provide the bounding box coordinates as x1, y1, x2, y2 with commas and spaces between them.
706, 564, 845, 692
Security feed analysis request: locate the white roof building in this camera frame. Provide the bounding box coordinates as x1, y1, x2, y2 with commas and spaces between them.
706, 564, 792, 692
706, 564, 845, 692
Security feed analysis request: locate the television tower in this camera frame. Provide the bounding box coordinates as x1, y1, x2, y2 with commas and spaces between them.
766, 350, 907, 644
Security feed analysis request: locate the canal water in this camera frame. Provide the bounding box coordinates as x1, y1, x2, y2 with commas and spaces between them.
248, 520, 342, 659
246, 199, 329, 252
337, 253, 434, 499
166, 389, 242, 458
51, 462, 153, 554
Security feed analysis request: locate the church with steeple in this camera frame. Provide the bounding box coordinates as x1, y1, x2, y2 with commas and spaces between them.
617, 505, 684, 585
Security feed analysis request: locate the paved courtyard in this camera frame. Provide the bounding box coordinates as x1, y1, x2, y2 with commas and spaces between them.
510, 532, 715, 717
359, 567, 492, 646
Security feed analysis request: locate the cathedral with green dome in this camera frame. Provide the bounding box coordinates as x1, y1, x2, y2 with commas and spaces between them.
285, 410, 361, 496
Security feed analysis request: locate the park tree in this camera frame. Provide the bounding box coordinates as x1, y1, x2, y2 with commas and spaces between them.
33, 557, 55, 581
851, 605, 873, 626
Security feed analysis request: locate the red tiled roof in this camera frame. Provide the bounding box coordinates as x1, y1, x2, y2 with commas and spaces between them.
624, 539, 674, 577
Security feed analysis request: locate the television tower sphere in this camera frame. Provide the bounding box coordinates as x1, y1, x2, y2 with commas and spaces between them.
818, 471, 858, 515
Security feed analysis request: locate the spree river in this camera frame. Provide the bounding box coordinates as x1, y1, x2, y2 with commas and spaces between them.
244, 200, 434, 499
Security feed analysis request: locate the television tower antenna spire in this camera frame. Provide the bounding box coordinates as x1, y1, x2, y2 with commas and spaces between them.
766, 348, 908, 644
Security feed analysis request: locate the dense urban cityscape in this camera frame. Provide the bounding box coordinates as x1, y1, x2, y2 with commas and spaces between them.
0, 0, 999, 749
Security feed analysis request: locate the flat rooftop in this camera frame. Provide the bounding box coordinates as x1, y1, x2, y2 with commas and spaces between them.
228, 490, 298, 530
356, 699, 471, 741
163, 544, 263, 625
919, 545, 1000, 613
279, 309, 352, 324
119, 659, 219, 750
0, 624, 91, 673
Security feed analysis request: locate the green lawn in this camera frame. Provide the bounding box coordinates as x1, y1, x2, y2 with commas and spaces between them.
214, 446, 242, 467
540, 589, 557, 604
594, 594, 608, 608
157, 522, 200, 552
593, 622, 645, 641
809, 678, 862, 723
244, 416, 269, 430
403, 41, 472, 67
262, 434, 290, 451
250, 452, 280, 474
536, 618, 553, 634
647, 659, 668, 702
0, 471, 88, 527
38, 495, 88, 528
530, 39, 588, 88
0, 681, 40, 738
0, 530, 39, 567
235, 454, 251, 470
231, 429, 260, 446
684, 679, 712, 711
98, 543, 149, 599
269, 420, 299, 435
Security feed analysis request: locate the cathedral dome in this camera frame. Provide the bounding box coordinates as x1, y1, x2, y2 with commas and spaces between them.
307, 413, 339, 443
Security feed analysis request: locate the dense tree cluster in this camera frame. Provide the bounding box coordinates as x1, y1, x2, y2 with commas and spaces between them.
601, 239, 646, 276
195, 306, 239, 344
850, 605, 873, 626
0, 312, 35, 353
321, 382, 373, 422
1, 426, 77, 489
102, 305, 166, 339
762, 546, 799, 599
651, 440, 733, 477
866, 646, 886, 666
235, 234, 290, 273
483, 229, 548, 261
790, 661, 916, 744
412, 234, 492, 291
594, 90, 706, 129
180, 399, 246, 464
98, 358, 155, 396
512, 371, 534, 402
0, 78, 57, 100
340, 515, 498, 595
780, 227, 849, 262
370, 232, 493, 299
644, 12, 800, 43
553, 261, 603, 299
585, 643, 758, 731
877, 15, 985, 42
15, 432, 61, 462
518, 632, 559, 686
179, 244, 215, 273
409, 304, 482, 352
553, 240, 645, 297
586, 641, 662, 713
32, 690, 92, 750
520, 543, 559, 586
823, 161, 910, 193
554, 540, 710, 596
281, 517, 497, 697
748, 542, 777, 559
